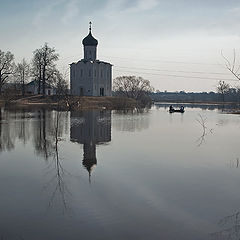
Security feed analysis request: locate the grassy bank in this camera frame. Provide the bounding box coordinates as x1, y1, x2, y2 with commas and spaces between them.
0, 95, 138, 110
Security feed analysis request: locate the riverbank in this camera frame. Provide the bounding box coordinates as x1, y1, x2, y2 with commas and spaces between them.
0, 95, 137, 110
2, 96, 240, 112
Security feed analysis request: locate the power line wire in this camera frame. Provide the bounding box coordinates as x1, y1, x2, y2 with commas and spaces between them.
115, 66, 230, 75
58, 54, 222, 66
100, 55, 221, 66
114, 69, 238, 82
58, 54, 237, 81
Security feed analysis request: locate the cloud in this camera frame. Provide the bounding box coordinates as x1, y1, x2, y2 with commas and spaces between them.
32, 0, 81, 27
124, 0, 160, 13
101, 0, 159, 17
227, 6, 240, 13
32, 0, 66, 26
62, 0, 80, 25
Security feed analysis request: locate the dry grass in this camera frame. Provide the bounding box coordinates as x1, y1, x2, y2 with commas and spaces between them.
0, 95, 137, 110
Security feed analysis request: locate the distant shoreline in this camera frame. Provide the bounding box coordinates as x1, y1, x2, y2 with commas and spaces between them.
154, 100, 240, 106
154, 101, 240, 114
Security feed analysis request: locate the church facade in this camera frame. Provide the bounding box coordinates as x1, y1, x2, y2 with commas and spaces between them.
70, 23, 112, 96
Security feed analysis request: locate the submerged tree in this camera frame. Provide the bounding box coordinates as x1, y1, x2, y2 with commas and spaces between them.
32, 43, 59, 96
15, 58, 30, 96
0, 50, 15, 94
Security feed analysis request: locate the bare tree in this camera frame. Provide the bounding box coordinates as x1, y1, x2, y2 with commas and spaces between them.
15, 58, 30, 96
221, 49, 240, 81
50, 70, 69, 97
32, 49, 42, 94
216, 80, 230, 102
0, 50, 15, 95
32, 43, 59, 96
235, 86, 240, 102
113, 76, 154, 105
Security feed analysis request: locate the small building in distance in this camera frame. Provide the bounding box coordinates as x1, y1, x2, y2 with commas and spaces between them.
26, 80, 56, 95
70, 22, 112, 96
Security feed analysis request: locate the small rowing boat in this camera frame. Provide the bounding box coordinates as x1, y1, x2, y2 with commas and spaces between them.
169, 108, 185, 113
169, 106, 185, 113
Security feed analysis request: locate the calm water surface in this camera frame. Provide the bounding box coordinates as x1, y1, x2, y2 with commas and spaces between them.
0, 105, 240, 240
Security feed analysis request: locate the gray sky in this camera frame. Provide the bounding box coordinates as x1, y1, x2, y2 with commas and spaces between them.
1, 0, 240, 92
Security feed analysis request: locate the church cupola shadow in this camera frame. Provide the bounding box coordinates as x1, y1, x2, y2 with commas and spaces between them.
70, 110, 111, 182
82, 142, 97, 183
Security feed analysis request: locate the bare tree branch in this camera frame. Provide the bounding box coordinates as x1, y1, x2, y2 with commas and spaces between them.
0, 50, 15, 94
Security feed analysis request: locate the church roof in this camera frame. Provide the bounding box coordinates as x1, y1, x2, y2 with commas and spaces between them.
82, 23, 98, 46
71, 59, 113, 66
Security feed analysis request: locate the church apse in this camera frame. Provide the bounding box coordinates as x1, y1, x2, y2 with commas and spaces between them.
70, 110, 111, 180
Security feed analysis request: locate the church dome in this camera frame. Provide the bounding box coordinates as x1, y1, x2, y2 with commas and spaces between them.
82, 31, 98, 46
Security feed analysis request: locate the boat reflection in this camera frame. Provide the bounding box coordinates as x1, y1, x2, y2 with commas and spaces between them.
70, 110, 111, 181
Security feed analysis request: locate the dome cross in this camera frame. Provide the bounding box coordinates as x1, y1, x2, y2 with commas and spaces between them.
89, 21, 92, 32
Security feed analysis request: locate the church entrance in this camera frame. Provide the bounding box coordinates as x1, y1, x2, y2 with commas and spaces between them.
100, 88, 104, 96
80, 87, 84, 96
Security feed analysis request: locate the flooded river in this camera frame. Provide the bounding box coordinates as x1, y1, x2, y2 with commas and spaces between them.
0, 104, 240, 240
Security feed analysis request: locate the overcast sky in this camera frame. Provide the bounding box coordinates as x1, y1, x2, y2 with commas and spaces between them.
1, 0, 240, 92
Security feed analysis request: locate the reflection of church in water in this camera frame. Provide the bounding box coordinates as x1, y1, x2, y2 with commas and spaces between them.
70, 110, 111, 179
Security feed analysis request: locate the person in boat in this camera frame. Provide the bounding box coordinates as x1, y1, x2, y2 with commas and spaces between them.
169, 105, 174, 111
180, 106, 185, 111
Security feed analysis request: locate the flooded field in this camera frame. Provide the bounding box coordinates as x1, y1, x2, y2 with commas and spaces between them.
0, 105, 240, 240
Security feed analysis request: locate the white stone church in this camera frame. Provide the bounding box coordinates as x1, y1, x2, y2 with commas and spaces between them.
70, 23, 112, 96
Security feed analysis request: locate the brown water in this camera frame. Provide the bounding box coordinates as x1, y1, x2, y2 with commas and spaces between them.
0, 105, 240, 240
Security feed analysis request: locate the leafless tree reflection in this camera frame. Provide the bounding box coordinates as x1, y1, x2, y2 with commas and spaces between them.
227, 158, 240, 169
0, 109, 31, 152
196, 114, 213, 147
31, 109, 69, 160
43, 111, 71, 213
32, 110, 55, 160
0, 108, 71, 212
210, 210, 240, 240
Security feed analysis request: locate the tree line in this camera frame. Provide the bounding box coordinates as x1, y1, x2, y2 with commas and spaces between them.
0, 43, 68, 97
151, 80, 240, 103
114, 77, 240, 104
